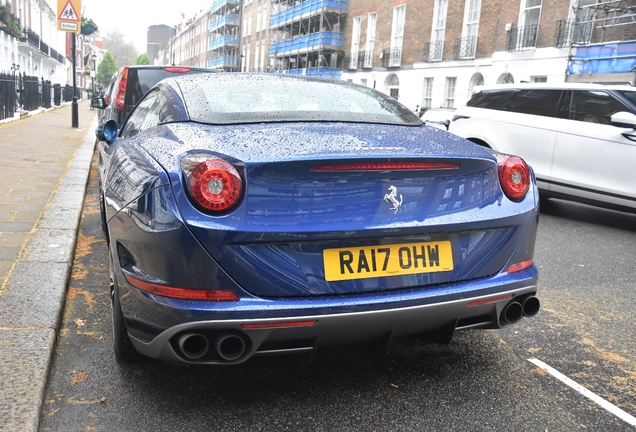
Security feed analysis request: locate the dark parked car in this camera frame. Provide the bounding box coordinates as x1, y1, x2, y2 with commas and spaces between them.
92, 65, 218, 127
96, 73, 540, 364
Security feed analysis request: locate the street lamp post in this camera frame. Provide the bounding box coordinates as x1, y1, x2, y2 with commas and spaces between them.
11, 63, 20, 109
91, 54, 97, 97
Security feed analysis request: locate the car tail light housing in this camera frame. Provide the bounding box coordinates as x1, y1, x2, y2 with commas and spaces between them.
114, 66, 128, 110
181, 154, 243, 213
495, 153, 530, 201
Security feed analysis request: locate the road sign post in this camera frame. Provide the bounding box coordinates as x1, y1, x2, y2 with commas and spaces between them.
57, 0, 81, 127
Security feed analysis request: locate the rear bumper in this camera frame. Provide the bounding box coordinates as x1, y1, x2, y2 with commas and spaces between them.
129, 278, 538, 365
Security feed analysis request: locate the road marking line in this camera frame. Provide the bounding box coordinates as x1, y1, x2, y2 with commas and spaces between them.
528, 358, 636, 427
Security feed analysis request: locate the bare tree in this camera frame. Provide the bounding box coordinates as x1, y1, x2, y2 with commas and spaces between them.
102, 30, 139, 68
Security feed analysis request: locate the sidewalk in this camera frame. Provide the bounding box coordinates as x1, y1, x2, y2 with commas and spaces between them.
0, 101, 97, 432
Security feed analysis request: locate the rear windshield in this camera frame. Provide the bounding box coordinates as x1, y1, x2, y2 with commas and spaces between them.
126, 69, 212, 109
174, 74, 422, 126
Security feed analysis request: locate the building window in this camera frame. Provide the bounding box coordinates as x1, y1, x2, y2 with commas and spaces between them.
517, 0, 542, 49
390, 5, 405, 67
257, 8, 262, 32
350, 16, 361, 69
423, 77, 433, 108
364, 13, 377, 68
461, 0, 481, 59
497, 73, 514, 84
444, 77, 456, 108
430, 0, 448, 61
468, 73, 484, 98
255, 43, 260, 71
361, 78, 367, 87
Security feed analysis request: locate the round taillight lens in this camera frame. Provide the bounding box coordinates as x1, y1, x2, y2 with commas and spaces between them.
496, 154, 530, 201
189, 160, 242, 212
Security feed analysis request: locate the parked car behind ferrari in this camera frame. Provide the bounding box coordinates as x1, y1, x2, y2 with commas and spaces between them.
449, 83, 636, 213
96, 73, 540, 364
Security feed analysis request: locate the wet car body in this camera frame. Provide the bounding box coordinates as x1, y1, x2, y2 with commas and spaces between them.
97, 73, 540, 364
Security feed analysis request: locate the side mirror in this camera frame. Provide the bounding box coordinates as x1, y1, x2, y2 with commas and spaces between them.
91, 97, 107, 110
442, 119, 451, 130
610, 111, 636, 142
610, 111, 636, 129
96, 120, 118, 144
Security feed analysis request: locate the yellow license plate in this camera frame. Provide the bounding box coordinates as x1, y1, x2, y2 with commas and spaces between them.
323, 241, 454, 282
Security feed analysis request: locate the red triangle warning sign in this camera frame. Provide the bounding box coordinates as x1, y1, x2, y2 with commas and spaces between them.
58, 0, 79, 22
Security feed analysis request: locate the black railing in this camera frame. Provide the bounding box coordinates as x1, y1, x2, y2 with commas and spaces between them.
344, 51, 366, 70
40, 40, 49, 56
554, 19, 593, 48
380, 49, 401, 68
63, 85, 73, 102
50, 48, 58, 60
0, 72, 16, 120
24, 27, 40, 48
41, 79, 51, 109
20, 74, 40, 111
454, 37, 477, 60
506, 25, 539, 52
423, 40, 444, 62
57, 52, 66, 64
53, 84, 61, 106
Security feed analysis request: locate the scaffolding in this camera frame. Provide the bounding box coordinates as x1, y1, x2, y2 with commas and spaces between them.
268, 0, 347, 79
208, 0, 242, 71
564, 0, 636, 80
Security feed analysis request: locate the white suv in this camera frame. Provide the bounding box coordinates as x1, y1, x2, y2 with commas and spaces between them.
449, 83, 636, 213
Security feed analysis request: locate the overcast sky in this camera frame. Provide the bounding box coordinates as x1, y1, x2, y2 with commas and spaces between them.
81, 0, 212, 52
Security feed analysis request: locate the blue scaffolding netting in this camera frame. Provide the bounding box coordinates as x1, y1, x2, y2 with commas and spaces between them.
569, 42, 636, 74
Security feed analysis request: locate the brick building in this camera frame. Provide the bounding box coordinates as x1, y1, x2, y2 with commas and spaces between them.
341, 0, 636, 111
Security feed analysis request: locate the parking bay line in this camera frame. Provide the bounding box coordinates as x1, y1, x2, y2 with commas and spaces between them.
528, 358, 636, 427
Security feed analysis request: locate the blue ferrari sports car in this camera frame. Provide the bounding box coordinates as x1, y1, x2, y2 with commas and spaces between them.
95, 73, 540, 364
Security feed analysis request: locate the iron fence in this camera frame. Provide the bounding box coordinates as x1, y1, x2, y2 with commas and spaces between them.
506, 25, 539, 52
63, 85, 73, 102
380, 49, 402, 68
20, 74, 40, 111
423, 40, 444, 62
554, 19, 593, 48
454, 37, 477, 60
42, 79, 51, 109
0, 72, 16, 121
54, 84, 61, 106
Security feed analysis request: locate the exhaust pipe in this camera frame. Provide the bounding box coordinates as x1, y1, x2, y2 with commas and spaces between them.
522, 296, 540, 317
500, 301, 523, 325
215, 334, 247, 361
178, 333, 210, 360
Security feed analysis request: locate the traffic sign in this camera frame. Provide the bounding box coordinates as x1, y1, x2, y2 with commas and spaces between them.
57, 0, 81, 33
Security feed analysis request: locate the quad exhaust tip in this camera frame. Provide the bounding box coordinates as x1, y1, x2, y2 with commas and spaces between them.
500, 295, 541, 325
178, 333, 210, 360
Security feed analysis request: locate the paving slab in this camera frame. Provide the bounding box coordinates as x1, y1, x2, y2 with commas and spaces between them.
0, 101, 97, 432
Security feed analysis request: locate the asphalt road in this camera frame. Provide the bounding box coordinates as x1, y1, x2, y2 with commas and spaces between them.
39, 156, 636, 431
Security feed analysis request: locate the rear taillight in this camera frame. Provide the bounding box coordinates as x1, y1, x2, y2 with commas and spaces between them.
114, 66, 128, 110
495, 153, 530, 201
124, 274, 239, 301
181, 155, 243, 213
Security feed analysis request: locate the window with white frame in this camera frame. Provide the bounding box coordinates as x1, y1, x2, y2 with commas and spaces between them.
257, 8, 262, 32
430, 0, 448, 61
364, 12, 376, 68
248, 13, 253, 36
262, 6, 268, 30
255, 43, 260, 71
518, 0, 542, 49
260, 39, 266, 70
461, 0, 481, 58
444, 77, 456, 108
361, 78, 367, 87
389, 5, 405, 67
350, 16, 361, 69
423, 77, 433, 109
